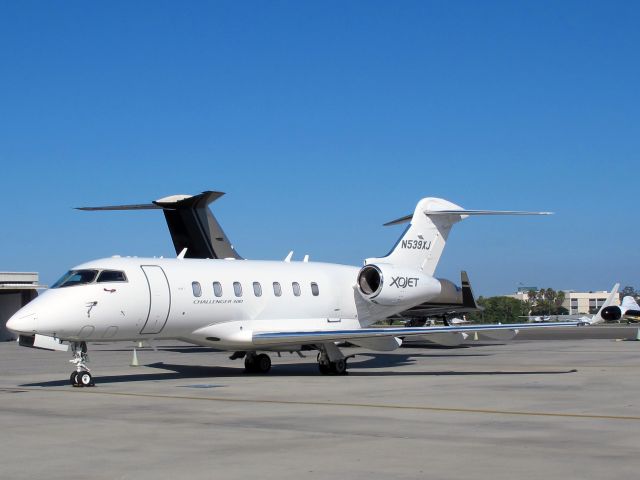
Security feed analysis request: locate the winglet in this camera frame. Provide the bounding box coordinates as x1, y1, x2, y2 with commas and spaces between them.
461, 271, 479, 310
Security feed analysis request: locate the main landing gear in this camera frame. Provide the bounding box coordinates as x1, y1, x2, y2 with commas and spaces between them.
232, 345, 350, 376
244, 352, 272, 374
317, 343, 348, 375
69, 341, 94, 387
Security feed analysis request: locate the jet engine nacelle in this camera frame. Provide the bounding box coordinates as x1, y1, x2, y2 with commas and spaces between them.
356, 263, 441, 306
600, 306, 622, 322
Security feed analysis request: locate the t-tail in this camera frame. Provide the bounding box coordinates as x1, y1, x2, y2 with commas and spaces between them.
365, 197, 552, 275
77, 191, 242, 260
356, 197, 550, 314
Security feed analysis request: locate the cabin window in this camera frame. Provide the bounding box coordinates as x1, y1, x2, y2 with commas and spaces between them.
97, 270, 127, 283
233, 282, 243, 297
51, 270, 99, 288
273, 282, 282, 297
213, 282, 223, 297
192, 281, 202, 297
253, 282, 262, 297
292, 282, 301, 296
311, 282, 319, 296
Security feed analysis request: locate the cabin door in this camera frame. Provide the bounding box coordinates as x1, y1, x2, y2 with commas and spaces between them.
139, 265, 171, 334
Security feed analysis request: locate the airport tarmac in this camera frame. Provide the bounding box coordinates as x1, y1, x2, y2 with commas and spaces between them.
1, 326, 639, 480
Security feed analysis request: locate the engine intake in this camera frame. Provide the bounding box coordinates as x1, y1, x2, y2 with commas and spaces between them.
356, 263, 441, 306
358, 265, 383, 297
600, 306, 621, 322
626, 309, 640, 321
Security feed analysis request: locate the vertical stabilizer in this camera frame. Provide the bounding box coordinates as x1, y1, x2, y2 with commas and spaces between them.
155, 192, 241, 259
366, 198, 466, 275
588, 283, 620, 324
77, 191, 242, 260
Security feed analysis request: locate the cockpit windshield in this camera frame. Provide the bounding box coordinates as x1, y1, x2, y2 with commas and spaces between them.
51, 269, 128, 288
51, 270, 100, 288
97, 270, 127, 283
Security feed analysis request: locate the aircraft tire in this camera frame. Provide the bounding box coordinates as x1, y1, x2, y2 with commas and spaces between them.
244, 356, 256, 372
318, 363, 331, 375
78, 371, 93, 387
331, 359, 347, 375
256, 354, 271, 374
70, 372, 79, 386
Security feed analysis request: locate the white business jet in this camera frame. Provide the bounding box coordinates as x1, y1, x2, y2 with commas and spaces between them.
7, 192, 578, 386
600, 289, 640, 323
517, 284, 620, 325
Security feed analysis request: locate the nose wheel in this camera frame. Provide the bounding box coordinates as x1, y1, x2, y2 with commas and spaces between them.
244, 352, 272, 374
69, 342, 94, 387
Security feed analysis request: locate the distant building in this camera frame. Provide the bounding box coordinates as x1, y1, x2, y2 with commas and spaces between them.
1, 272, 45, 341
508, 287, 620, 315
562, 290, 619, 315
510, 289, 537, 302
516, 286, 538, 294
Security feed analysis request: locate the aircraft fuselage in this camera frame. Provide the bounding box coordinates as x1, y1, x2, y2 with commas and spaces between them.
8, 256, 371, 349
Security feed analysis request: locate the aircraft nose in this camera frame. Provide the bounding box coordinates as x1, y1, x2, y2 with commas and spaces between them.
6, 312, 37, 334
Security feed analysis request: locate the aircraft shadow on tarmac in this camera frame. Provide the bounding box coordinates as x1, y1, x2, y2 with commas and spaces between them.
340, 353, 577, 376
20, 353, 577, 387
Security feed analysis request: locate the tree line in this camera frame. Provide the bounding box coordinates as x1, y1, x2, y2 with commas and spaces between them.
467, 287, 568, 324
466, 285, 639, 324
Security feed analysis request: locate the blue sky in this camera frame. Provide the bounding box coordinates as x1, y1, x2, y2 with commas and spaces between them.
1, 1, 638, 295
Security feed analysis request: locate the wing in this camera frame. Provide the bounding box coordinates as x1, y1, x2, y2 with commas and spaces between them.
252, 321, 579, 347
395, 270, 479, 319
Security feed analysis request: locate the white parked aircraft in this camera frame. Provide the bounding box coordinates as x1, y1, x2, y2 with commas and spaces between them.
577, 284, 621, 325
600, 291, 640, 323
448, 317, 469, 325
525, 315, 553, 323
518, 284, 620, 325
7, 192, 578, 386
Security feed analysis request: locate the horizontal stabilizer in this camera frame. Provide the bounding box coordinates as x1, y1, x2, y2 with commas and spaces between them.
425, 209, 553, 216
384, 209, 552, 226
77, 203, 162, 211
77, 193, 225, 211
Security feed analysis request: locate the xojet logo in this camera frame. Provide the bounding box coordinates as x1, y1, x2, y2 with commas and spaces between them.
390, 276, 419, 288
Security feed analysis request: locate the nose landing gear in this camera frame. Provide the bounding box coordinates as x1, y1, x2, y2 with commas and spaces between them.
69, 342, 94, 387
244, 352, 272, 374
